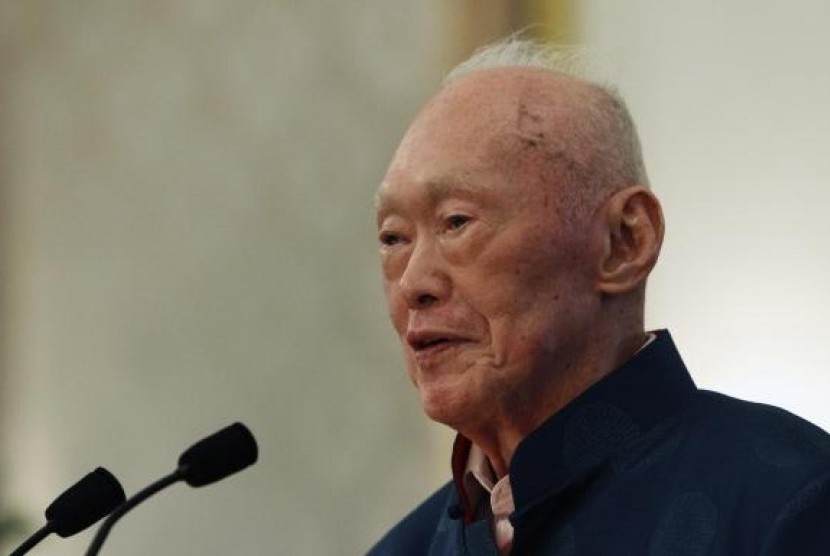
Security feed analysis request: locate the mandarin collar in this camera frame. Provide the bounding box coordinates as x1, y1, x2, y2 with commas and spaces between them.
451, 330, 697, 520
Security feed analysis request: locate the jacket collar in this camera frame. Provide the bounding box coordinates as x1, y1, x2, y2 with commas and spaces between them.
451, 330, 697, 520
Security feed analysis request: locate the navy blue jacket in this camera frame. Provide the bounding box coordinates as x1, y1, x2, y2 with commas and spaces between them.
368, 331, 830, 555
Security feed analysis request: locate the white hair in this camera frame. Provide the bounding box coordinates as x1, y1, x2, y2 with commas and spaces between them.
443, 38, 650, 207
445, 40, 592, 85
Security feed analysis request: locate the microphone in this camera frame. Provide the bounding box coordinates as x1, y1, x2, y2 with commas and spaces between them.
9, 467, 126, 556
85, 422, 258, 556
178, 421, 259, 487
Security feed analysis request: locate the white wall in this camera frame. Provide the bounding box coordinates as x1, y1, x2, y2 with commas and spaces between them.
584, 0, 830, 429
0, 2, 452, 554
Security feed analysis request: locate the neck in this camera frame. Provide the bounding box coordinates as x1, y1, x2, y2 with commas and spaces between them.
465, 327, 648, 478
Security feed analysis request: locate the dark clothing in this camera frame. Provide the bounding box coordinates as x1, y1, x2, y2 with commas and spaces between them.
368, 330, 830, 555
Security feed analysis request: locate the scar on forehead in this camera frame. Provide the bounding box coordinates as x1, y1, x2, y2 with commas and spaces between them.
516, 103, 546, 148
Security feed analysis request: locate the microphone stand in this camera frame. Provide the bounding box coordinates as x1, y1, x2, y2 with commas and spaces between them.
9, 523, 54, 556
84, 422, 257, 555
85, 466, 187, 556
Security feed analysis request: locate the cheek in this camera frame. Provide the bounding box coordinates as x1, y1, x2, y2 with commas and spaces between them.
463, 241, 588, 359
380, 250, 406, 281
486, 301, 557, 355
474, 251, 564, 316
380, 251, 409, 332
489, 226, 591, 312
382, 280, 408, 335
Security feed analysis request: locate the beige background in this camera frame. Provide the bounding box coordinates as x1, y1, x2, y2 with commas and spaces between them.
1, 1, 828, 555
584, 0, 830, 430
0, 2, 451, 554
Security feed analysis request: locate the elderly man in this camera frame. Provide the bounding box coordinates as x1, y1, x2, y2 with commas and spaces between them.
369, 40, 830, 556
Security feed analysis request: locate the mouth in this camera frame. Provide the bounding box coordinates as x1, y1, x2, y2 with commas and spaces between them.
406, 331, 471, 364
412, 337, 454, 351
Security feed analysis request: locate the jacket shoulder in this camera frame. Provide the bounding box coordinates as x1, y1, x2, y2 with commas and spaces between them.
691, 390, 830, 461
682, 390, 830, 501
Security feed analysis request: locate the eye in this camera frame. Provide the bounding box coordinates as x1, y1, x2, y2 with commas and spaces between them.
445, 214, 471, 231
379, 231, 404, 246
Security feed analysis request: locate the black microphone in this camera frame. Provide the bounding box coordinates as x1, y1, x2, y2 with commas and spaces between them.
9, 467, 126, 556
85, 422, 258, 556
178, 421, 259, 487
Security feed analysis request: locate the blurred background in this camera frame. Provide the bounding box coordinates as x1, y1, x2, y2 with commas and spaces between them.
0, 0, 828, 554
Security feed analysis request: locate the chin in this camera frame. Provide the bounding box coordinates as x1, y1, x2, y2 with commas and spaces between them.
417, 384, 477, 429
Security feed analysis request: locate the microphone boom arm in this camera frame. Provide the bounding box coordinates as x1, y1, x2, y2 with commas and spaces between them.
9, 523, 54, 556
84, 466, 186, 556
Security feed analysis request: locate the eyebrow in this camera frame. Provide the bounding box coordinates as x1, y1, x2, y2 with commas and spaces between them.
375, 172, 478, 217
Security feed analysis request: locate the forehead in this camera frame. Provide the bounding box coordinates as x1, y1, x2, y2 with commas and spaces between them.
376, 68, 587, 215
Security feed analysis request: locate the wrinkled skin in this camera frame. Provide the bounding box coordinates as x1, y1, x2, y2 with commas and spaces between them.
376, 68, 659, 474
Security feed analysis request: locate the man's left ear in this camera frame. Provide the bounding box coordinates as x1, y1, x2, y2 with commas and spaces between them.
596, 186, 665, 295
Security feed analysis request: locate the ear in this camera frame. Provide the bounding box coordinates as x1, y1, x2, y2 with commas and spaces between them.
596, 186, 665, 295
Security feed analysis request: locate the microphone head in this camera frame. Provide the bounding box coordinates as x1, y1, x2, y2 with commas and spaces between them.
177, 422, 258, 487
45, 467, 126, 537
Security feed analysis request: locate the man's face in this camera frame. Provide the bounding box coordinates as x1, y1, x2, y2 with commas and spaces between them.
376, 70, 600, 433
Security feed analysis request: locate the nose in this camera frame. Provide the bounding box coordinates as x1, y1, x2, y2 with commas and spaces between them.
398, 238, 450, 310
